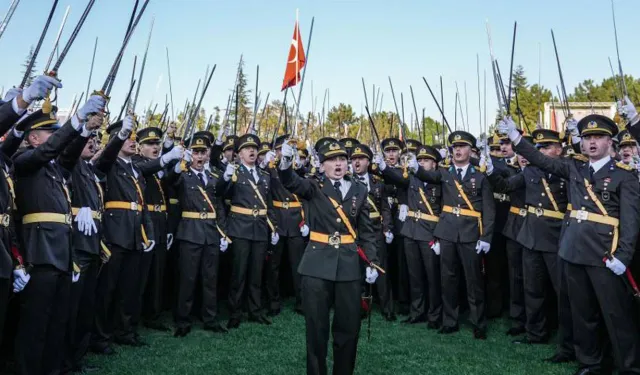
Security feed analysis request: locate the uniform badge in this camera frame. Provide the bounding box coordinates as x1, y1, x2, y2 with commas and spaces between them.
602, 191, 610, 201
604, 177, 611, 183
351, 197, 357, 216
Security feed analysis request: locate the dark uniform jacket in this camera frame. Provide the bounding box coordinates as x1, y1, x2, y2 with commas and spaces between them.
264, 165, 305, 238
223, 164, 277, 241
0, 101, 22, 278
102, 137, 156, 251
516, 139, 640, 267
133, 155, 169, 246
13, 121, 81, 272
169, 167, 227, 245
382, 168, 441, 243
491, 156, 517, 232
279, 166, 378, 282
356, 172, 392, 237
489, 162, 568, 252
488, 165, 526, 242
414, 164, 495, 244
61, 133, 121, 258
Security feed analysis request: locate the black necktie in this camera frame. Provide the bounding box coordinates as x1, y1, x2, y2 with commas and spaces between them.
197, 172, 205, 186
249, 168, 256, 182
334, 181, 343, 201
457, 168, 463, 181
589, 166, 595, 183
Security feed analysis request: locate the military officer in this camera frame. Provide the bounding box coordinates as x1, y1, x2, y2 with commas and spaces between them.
169, 132, 229, 336
279, 139, 379, 375
351, 144, 395, 321
379, 145, 442, 328
223, 134, 279, 328
261, 135, 308, 316
13, 81, 103, 375
616, 129, 638, 166
382, 130, 495, 339
499, 113, 640, 374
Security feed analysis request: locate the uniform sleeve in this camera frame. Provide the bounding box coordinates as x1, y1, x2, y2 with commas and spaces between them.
13, 120, 80, 174
357, 194, 379, 265
135, 157, 163, 177
266, 175, 278, 232
0, 101, 21, 137
615, 172, 640, 266
1, 129, 24, 159
381, 167, 410, 187
58, 133, 90, 171
414, 167, 444, 184
514, 139, 570, 180
279, 164, 314, 200
93, 135, 124, 174
381, 184, 393, 233
488, 171, 525, 194
480, 177, 496, 244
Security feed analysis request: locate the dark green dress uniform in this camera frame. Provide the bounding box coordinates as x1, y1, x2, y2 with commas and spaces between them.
132, 127, 170, 332
93, 123, 156, 350
352, 145, 395, 320
380, 137, 410, 315
225, 134, 278, 327
0, 100, 23, 343
381, 145, 442, 327
62, 127, 121, 372
519, 115, 640, 373
169, 133, 229, 335
279, 141, 378, 375
264, 134, 307, 314
487, 136, 530, 335
13, 109, 84, 375
489, 129, 574, 354
413, 131, 495, 337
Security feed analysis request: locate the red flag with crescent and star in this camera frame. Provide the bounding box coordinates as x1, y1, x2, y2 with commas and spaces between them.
281, 20, 306, 91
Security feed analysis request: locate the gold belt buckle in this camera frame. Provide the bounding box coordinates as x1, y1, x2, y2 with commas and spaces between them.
519, 208, 527, 217
328, 232, 341, 248
1, 214, 9, 227
130, 202, 138, 211
282, 202, 290, 209
252, 209, 260, 217
200, 212, 208, 220
65, 214, 72, 225
576, 210, 589, 222
452, 207, 461, 216
414, 211, 421, 221
154, 204, 161, 212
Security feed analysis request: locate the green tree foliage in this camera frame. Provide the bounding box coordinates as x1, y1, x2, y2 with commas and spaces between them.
21, 46, 37, 87
568, 75, 640, 103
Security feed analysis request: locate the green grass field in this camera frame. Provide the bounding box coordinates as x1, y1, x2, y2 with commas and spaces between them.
87, 302, 575, 375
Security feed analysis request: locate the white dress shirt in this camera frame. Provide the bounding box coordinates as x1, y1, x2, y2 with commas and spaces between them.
590, 155, 611, 174
191, 167, 207, 185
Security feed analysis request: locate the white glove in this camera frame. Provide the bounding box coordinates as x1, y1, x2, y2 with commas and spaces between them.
475, 240, 491, 254
12, 268, 30, 293
439, 148, 448, 160
384, 231, 394, 244
76, 95, 106, 121
482, 153, 494, 175
223, 163, 235, 182
74, 207, 97, 236
167, 233, 174, 248
3, 87, 22, 102
311, 156, 320, 169
72, 271, 80, 283
398, 204, 408, 222
365, 267, 379, 284
566, 117, 579, 137
161, 145, 183, 165
497, 116, 519, 142
143, 240, 155, 252
216, 126, 225, 143
373, 153, 386, 171
281, 142, 295, 159
264, 150, 276, 166
476, 138, 487, 151
300, 224, 309, 237
220, 238, 229, 252
183, 149, 192, 163
431, 241, 440, 255
22, 75, 62, 104
407, 154, 419, 173
271, 232, 280, 245
605, 256, 626, 276
118, 115, 135, 139
619, 96, 639, 123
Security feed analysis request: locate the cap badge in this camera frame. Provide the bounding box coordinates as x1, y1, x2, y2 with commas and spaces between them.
389, 141, 396, 146
623, 133, 632, 141
196, 138, 204, 145
149, 131, 156, 137
345, 141, 352, 147
536, 133, 544, 140
454, 134, 461, 141
587, 121, 598, 129
329, 143, 340, 151
247, 136, 254, 142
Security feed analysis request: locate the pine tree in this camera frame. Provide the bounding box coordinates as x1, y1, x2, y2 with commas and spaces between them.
21, 46, 37, 86
230, 56, 253, 134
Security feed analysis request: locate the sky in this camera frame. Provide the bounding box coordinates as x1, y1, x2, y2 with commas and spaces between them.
0, 0, 639, 137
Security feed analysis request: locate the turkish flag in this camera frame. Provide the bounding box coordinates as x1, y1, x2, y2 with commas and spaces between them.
281, 21, 306, 91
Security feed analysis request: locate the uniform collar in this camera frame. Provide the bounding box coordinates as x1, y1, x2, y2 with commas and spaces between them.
590, 156, 611, 174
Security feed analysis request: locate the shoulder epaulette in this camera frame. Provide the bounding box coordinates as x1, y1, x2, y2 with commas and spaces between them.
616, 161, 634, 171
260, 169, 269, 175
572, 154, 589, 163
210, 172, 219, 178
372, 174, 382, 183
508, 162, 519, 169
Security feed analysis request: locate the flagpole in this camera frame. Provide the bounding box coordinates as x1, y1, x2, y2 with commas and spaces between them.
292, 15, 314, 138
